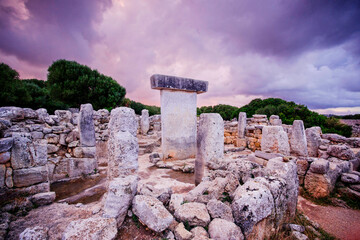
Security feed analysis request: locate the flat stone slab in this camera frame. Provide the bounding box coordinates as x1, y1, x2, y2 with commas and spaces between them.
150, 74, 208, 93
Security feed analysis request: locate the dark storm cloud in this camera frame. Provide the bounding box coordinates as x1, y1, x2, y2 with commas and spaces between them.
0, 0, 111, 66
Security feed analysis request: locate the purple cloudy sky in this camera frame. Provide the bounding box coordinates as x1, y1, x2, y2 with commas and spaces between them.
1, 0, 360, 114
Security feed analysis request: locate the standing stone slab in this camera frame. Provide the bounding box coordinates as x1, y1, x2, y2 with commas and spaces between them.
195, 113, 224, 185
306, 127, 322, 157
108, 107, 137, 137
103, 175, 138, 226
107, 131, 138, 180
151, 74, 208, 160
78, 103, 96, 147
13, 166, 48, 187
289, 120, 308, 157
140, 109, 150, 135
238, 112, 247, 138
261, 126, 290, 155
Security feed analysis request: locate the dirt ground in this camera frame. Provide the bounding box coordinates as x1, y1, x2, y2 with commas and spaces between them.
297, 196, 360, 240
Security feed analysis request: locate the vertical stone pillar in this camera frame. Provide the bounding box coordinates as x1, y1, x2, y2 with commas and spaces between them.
78, 103, 96, 147
107, 107, 138, 180
151, 74, 208, 160
195, 113, 224, 185
289, 120, 308, 157
238, 112, 247, 138
140, 109, 150, 135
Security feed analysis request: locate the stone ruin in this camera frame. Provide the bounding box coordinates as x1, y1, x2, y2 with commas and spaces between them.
0, 74, 359, 240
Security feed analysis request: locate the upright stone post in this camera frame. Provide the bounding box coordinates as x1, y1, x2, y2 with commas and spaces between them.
236, 112, 247, 147
78, 103, 96, 147
107, 107, 138, 180
140, 109, 150, 135
151, 74, 208, 160
289, 120, 308, 157
195, 113, 224, 185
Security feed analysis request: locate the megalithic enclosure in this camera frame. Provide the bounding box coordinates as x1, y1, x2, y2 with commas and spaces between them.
150, 74, 209, 160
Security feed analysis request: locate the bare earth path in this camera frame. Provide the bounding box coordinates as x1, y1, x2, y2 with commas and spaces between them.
297, 196, 360, 240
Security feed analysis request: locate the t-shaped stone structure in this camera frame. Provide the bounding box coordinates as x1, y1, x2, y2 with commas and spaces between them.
151, 74, 208, 160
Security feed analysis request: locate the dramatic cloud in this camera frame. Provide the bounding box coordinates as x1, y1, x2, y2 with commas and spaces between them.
0, 0, 359, 113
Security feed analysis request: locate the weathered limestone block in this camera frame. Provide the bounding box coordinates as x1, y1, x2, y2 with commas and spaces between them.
191, 227, 209, 239
68, 158, 97, 178
13, 166, 48, 187
45, 134, 59, 144
103, 175, 138, 226
266, 157, 298, 219
195, 113, 224, 185
0, 137, 13, 153
341, 173, 360, 184
270, 115, 282, 126
151, 74, 208, 160
169, 193, 184, 213
161, 90, 197, 159
62, 217, 117, 240
206, 199, 234, 222
306, 127, 322, 157
0, 164, 5, 188
174, 222, 193, 240
11, 133, 32, 169
73, 146, 96, 158
327, 144, 355, 160
19, 226, 48, 240
309, 159, 329, 174
5, 167, 13, 188
108, 107, 137, 137
0, 107, 24, 121
137, 183, 172, 205
304, 172, 333, 198
132, 195, 174, 232
290, 120, 308, 157
208, 218, 244, 240
0, 151, 10, 164
30, 192, 56, 206
238, 112, 247, 138
174, 202, 211, 227
54, 110, 72, 123
78, 103, 96, 147
261, 126, 290, 155
231, 179, 274, 238
107, 131, 138, 180
140, 109, 150, 135
36, 108, 48, 122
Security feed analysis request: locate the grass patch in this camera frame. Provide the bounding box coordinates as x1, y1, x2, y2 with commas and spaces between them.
221, 192, 232, 203
181, 200, 188, 205
183, 221, 193, 231
132, 214, 140, 228
203, 190, 209, 195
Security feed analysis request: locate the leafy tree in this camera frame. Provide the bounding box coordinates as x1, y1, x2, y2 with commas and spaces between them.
47, 59, 126, 110
0, 63, 31, 107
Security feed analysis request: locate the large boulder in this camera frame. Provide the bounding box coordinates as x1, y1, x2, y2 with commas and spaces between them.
231, 179, 274, 238
304, 172, 333, 198
306, 127, 321, 157
261, 126, 290, 155
0, 137, 13, 153
132, 195, 174, 232
62, 217, 117, 240
289, 120, 308, 156
103, 175, 138, 226
327, 144, 355, 160
108, 107, 137, 137
208, 218, 244, 240
206, 199, 234, 222
174, 202, 211, 227
266, 157, 298, 220
19, 226, 48, 240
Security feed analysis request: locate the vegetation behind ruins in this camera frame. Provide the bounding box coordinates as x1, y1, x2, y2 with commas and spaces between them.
197, 98, 353, 137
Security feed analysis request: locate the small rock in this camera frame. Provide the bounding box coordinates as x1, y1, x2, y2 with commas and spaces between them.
174, 202, 210, 227
174, 222, 192, 240
291, 231, 309, 240
132, 195, 174, 232
169, 194, 184, 213
341, 173, 360, 184
208, 218, 244, 240
30, 192, 56, 206
309, 159, 329, 174
206, 199, 234, 222
289, 224, 305, 233
19, 226, 48, 240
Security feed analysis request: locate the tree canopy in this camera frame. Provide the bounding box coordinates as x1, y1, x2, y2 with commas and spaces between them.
47, 60, 126, 110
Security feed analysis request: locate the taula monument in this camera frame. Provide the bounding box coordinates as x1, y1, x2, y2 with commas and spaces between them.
151, 74, 208, 160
